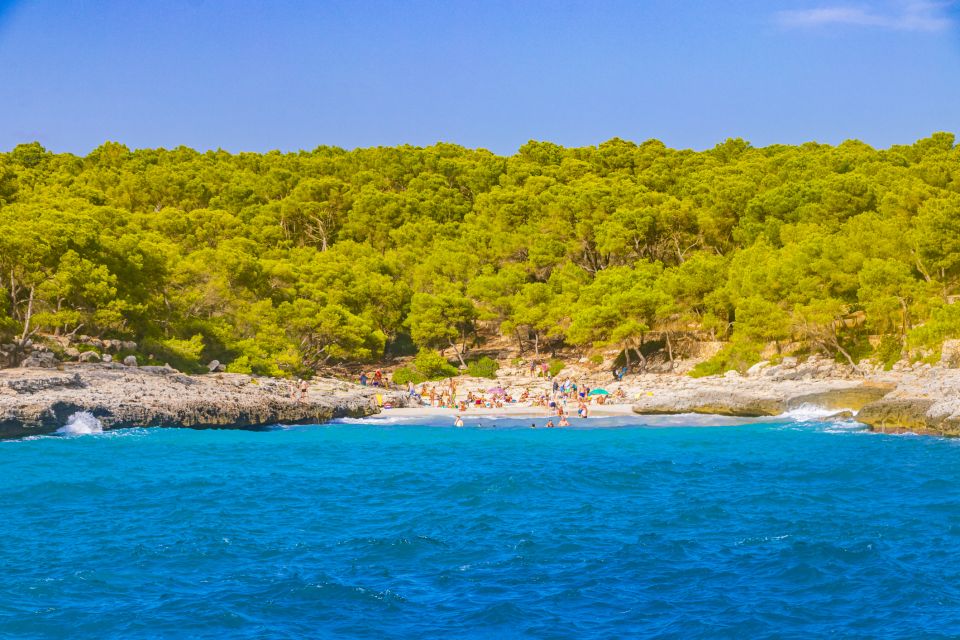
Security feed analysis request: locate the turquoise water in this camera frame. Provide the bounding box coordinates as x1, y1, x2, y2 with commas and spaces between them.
3, 415, 960, 638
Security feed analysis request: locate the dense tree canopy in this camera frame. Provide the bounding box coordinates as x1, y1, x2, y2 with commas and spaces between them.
1, 134, 959, 375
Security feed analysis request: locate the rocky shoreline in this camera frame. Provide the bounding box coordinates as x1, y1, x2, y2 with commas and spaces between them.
4, 355, 960, 439
0, 365, 409, 440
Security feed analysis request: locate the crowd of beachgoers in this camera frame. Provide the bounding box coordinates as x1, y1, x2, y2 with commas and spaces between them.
355, 365, 631, 420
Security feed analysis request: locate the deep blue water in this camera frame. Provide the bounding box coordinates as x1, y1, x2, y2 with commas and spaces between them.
4, 415, 960, 639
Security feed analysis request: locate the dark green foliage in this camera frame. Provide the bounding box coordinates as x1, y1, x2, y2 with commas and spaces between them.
391, 366, 424, 386
466, 356, 499, 379
874, 335, 904, 371
412, 349, 459, 380
548, 359, 566, 377
690, 339, 762, 377
1, 134, 959, 375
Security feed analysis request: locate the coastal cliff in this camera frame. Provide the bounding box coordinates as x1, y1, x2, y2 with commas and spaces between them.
0, 365, 408, 439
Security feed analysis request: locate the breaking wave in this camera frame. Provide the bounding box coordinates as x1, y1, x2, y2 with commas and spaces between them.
57, 412, 104, 435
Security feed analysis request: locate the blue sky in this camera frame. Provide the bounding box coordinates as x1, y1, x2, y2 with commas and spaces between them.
0, 0, 957, 154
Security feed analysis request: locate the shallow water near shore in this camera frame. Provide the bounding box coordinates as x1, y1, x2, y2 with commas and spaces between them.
3, 417, 960, 638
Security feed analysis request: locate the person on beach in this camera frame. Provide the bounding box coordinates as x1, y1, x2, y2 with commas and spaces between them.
454, 415, 464, 427
298, 379, 309, 402
359, 372, 368, 386
578, 403, 589, 419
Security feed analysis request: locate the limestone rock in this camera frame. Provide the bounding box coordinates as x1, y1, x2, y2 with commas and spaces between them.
746, 361, 769, 377
102, 354, 113, 363
20, 352, 58, 368
123, 355, 138, 367
78, 351, 101, 363
941, 340, 960, 368
0, 366, 411, 439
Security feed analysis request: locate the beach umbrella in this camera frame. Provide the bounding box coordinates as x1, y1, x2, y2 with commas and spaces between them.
588, 389, 609, 396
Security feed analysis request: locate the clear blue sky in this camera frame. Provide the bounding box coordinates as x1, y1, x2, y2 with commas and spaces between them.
0, 0, 958, 155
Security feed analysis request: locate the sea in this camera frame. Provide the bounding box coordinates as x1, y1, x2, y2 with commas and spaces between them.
3, 410, 960, 639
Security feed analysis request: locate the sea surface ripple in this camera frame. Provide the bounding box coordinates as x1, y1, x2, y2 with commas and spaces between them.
3, 416, 960, 638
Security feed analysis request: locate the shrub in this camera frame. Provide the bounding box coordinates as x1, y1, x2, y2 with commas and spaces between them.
391, 366, 425, 385
413, 349, 459, 380
225, 355, 253, 374
689, 339, 761, 378
589, 354, 604, 365
141, 335, 206, 373
467, 356, 499, 379
874, 335, 903, 371
548, 359, 566, 377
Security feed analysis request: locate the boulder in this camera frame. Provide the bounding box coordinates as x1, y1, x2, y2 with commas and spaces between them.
102, 354, 113, 363
123, 355, 139, 367
207, 359, 222, 373
20, 352, 58, 368
64, 347, 81, 358
941, 340, 960, 368
745, 361, 769, 377
78, 351, 101, 363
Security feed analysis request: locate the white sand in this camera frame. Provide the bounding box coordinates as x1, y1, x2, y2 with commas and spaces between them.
375, 403, 636, 419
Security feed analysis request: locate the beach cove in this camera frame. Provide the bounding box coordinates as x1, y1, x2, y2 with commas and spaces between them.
4, 355, 960, 438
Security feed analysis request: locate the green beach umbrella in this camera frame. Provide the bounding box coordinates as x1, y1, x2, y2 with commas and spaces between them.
588, 389, 609, 396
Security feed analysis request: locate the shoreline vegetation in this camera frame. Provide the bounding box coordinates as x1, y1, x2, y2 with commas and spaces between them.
3, 135, 960, 436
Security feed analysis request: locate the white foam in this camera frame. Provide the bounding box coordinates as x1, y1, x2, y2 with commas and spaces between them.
779, 404, 855, 422
57, 411, 104, 435
333, 416, 417, 425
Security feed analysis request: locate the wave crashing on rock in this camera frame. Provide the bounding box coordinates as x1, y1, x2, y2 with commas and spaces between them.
57, 412, 104, 435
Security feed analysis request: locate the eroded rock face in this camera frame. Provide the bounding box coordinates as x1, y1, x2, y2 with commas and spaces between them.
857, 399, 941, 434
631, 376, 866, 417
856, 367, 960, 436
0, 366, 410, 439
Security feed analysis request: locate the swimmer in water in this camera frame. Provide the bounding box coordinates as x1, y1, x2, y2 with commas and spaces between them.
546, 419, 555, 428
454, 416, 464, 427
530, 422, 537, 429
559, 416, 570, 427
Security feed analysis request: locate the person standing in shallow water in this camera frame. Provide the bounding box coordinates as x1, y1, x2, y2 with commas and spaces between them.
454, 416, 464, 427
